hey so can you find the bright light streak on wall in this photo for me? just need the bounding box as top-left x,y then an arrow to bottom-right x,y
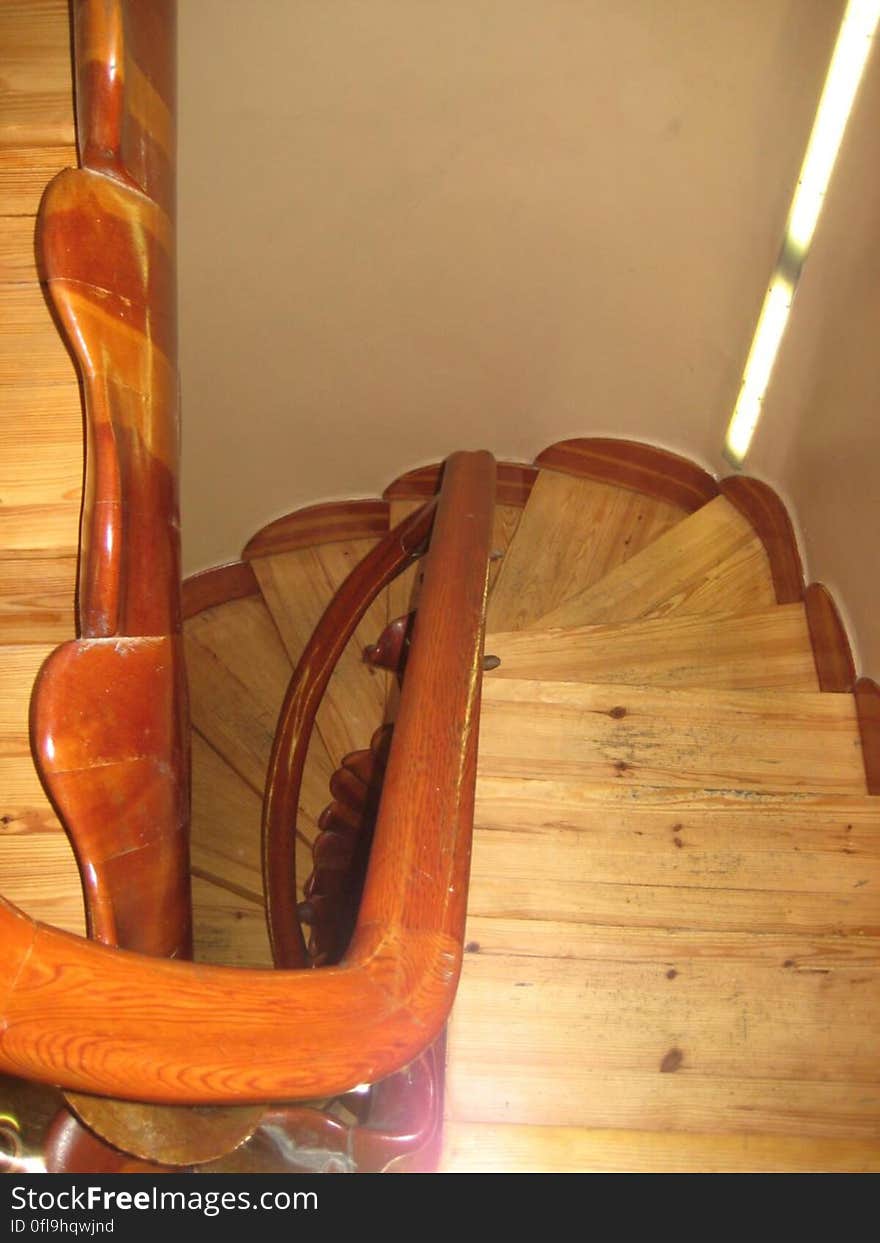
724,0 -> 879,465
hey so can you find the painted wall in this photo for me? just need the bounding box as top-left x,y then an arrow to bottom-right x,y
178,2 -> 847,550
747,42 -> 880,673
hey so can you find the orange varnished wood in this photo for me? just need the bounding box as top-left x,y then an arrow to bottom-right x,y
719,476 -> 804,605
181,560 -> 260,620
804,582 -> 856,693
262,499 -> 438,966
384,460 -> 535,507
535,437 -> 719,513
242,500 -> 390,561
0,452 -> 494,1102
854,677 -> 880,796
30,635 -> 190,957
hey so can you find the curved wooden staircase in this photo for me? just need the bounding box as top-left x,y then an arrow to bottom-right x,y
1,0 -> 878,1177
169,439 -> 879,1173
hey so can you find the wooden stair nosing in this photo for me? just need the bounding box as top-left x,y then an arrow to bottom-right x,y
535,437 -> 719,514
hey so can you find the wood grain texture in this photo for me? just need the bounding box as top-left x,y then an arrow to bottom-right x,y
448,916 -> 880,1136
252,540 -> 390,790
486,470 -> 685,632
384,459 -> 536,506
0,832 -> 84,935
0,454 -> 495,1104
0,555 -> 77,644
440,1122 -> 880,1173
478,679 -> 867,794
0,0 -> 76,148
855,677 -> 880,796
261,501 -> 439,964
242,500 -> 390,561
534,496 -> 775,629
0,144 -> 77,214
181,560 -> 260,620
484,604 -> 820,691
719,476 -> 804,605
804,581 -> 856,693
535,437 -> 719,513
467,780 -> 880,931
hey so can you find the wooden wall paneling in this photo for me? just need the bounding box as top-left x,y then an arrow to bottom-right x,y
0,1 -> 76,148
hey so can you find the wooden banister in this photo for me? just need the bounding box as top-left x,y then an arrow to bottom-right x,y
0,450 -> 495,1103
263,498 -> 438,967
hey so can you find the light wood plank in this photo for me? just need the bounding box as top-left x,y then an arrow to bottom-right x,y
486,471 -> 684,632
479,680 -> 867,794
0,554 -> 76,643
0,281 -> 79,385
190,732 -> 314,904
0,144 -> 75,215
191,876 -> 273,969
0,831 -> 84,935
484,603 -> 820,691
252,540 -> 388,765
535,496 -> 775,629
440,1122 -> 880,1172
0,0 -> 75,148
185,596 -> 335,839
469,781 -> 880,930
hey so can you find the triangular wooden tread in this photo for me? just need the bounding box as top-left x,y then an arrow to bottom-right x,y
484,603 -> 819,691
531,495 -> 776,629
485,469 -> 687,632
478,680 -> 867,794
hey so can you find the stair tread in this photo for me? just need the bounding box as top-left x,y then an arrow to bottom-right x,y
469,776 -> 880,929
440,1120 -> 880,1173
478,679 -> 867,794
184,593 -> 334,838
532,495 -> 776,629
484,603 -> 819,690
251,540 -> 388,768
486,470 -> 685,632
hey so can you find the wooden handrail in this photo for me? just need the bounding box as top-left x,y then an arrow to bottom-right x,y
263,498 -> 439,967
0,451 -> 496,1103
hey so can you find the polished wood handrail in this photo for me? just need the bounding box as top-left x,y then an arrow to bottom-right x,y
31,0 -> 189,962
263,498 -> 439,967
0,451 -> 496,1103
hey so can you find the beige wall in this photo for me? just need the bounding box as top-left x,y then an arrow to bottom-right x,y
747,44 -> 880,675
178,1 -> 877,670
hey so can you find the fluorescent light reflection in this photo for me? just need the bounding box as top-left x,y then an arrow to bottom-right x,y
788,0 -> 880,255
724,0 -> 879,465
725,277 -> 793,463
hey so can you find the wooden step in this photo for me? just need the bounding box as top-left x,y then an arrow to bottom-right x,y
440,1121 -> 880,1173
184,594 -> 334,840
484,603 -> 819,691
468,779 -> 880,932
447,916 -> 880,1139
486,470 -> 686,632
251,540 -> 388,766
533,495 -> 776,629
478,680 -> 867,794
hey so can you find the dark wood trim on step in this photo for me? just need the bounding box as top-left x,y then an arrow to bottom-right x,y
242,500 -> 391,560
182,561 -> 260,620
719,477 -> 804,604
804,583 -> 856,692
535,438 -> 719,512
855,678 -> 880,795
384,461 -> 536,506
